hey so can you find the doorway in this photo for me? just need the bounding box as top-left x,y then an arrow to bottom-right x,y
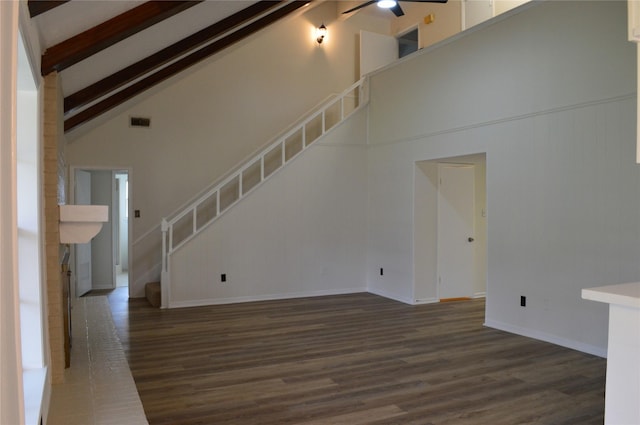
359,30 -> 399,78
114,173 -> 129,288
71,167 -> 131,297
413,153 -> 486,304
462,0 -> 493,30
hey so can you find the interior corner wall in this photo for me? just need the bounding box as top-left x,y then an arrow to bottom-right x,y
366,0 -> 639,355
64,2 -> 389,297
168,108 -> 368,307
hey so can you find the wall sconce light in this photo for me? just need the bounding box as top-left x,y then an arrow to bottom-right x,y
424,13 -> 435,25
316,23 -> 327,44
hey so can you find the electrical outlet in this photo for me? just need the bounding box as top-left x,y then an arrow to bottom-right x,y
134,209 -> 140,218
221,273 -> 227,283
520,296 -> 526,307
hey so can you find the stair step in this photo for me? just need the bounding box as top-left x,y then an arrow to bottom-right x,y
145,281 -> 161,308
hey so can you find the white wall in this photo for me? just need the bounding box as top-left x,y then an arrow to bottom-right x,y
169,108 -> 368,306
367,0 -> 638,356
65,2 -> 389,297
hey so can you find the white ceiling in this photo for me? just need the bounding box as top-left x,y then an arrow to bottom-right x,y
31,1 -> 263,96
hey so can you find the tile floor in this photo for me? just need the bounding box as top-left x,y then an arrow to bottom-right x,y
47,295 -> 148,425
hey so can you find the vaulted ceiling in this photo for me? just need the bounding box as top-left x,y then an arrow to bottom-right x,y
28,1 -> 318,133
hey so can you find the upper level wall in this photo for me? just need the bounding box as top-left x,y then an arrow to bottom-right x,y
388,0 -> 530,51
369,1 -> 634,147
367,0 -> 638,355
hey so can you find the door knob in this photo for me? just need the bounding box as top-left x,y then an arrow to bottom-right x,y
468,237 -> 474,242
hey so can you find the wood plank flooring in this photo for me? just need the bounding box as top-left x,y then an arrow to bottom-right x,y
107,289 -> 606,425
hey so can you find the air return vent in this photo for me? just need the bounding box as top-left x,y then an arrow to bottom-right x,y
130,116 -> 151,128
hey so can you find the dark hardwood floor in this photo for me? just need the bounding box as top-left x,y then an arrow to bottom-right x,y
107,288 -> 605,425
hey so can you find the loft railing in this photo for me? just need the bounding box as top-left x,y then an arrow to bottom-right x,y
160,78 -> 369,307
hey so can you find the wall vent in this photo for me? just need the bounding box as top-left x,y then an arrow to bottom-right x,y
130,116 -> 151,128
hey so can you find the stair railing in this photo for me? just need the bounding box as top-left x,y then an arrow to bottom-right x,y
160,77 -> 368,307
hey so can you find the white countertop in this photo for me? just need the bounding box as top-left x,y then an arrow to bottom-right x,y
582,282 -> 640,309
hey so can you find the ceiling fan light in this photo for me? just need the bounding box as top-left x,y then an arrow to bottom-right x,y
377,0 -> 397,9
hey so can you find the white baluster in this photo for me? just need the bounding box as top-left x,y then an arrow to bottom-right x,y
192,208 -> 197,234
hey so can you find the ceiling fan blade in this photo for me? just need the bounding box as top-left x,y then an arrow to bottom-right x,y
390,3 -> 405,17
403,0 -> 449,3
342,0 -> 377,14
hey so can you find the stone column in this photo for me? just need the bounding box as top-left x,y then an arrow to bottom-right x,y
43,72 -> 65,384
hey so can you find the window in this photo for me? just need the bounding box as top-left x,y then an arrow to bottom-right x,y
398,28 -> 419,58
17,30 -> 47,425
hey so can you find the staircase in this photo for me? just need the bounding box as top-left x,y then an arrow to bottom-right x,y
157,78 -> 369,308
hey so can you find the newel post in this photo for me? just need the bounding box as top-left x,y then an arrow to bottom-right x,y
160,218 -> 169,309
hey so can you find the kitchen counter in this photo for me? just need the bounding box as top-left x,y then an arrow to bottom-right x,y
582,282 -> 640,425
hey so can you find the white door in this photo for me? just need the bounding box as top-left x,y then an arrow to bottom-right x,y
437,164 -> 475,299
463,0 -> 493,30
89,170 -> 114,289
75,170 -> 92,296
360,30 -> 398,78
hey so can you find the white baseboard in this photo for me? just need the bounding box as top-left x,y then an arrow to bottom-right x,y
413,297 -> 439,305
169,286 -> 368,308
484,318 -> 607,358
367,287 -> 414,305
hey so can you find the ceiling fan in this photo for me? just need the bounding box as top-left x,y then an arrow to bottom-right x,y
342,0 -> 448,17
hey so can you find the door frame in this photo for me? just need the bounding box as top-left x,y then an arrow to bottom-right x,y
396,24 -> 420,57
69,165 -> 133,298
412,153 -> 487,305
461,0 -> 495,31
359,30 -> 399,78
73,169 -> 93,297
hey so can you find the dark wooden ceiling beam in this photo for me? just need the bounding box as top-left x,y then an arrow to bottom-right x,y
28,1 -> 70,18
41,1 -> 202,75
64,1 -> 283,114
64,1 -> 311,133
